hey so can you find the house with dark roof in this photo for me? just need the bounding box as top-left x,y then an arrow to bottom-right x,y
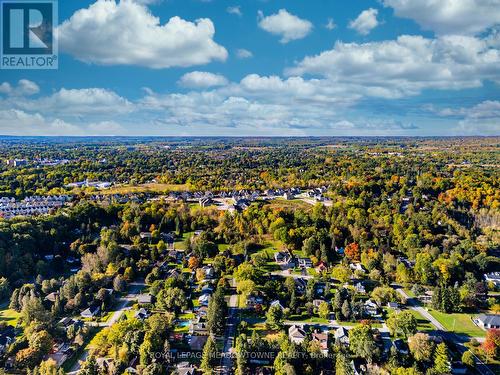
189,335 -> 208,351
81,305 -> 100,319
476,314 -> 500,329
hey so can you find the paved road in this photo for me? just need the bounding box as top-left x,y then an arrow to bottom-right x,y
219,278 -> 239,374
396,288 -> 494,375
67,281 -> 145,374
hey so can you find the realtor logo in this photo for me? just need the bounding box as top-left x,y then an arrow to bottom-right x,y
1,0 -> 58,69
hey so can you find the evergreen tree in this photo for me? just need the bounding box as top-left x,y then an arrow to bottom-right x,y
207,286 -> 227,336
200,336 -> 218,374
433,343 -> 450,374
335,351 -> 353,375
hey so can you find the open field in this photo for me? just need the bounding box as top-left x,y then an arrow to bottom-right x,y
406,309 -> 434,332
77,183 -> 190,195
428,309 -> 486,338
0,305 -> 20,326
268,198 -> 312,211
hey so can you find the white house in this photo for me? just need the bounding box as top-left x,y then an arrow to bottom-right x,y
288,325 -> 307,345
476,314 -> 500,329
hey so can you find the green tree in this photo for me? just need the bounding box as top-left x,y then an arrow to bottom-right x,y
433,343 -> 450,374
387,311 -> 417,338
318,301 -> 330,320
349,324 -> 378,363
207,286 -> 227,336
266,304 -> 284,329
335,351 -> 353,375
408,333 -> 434,363
200,336 -> 218,374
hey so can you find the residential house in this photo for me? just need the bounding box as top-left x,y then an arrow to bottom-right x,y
58,317 -> 83,332
246,295 -> 264,307
392,339 -> 409,355
364,300 -> 379,317
349,263 -> 366,273
195,305 -> 208,318
176,362 -> 196,375
0,327 -> 14,354
48,342 -> 73,367
81,305 -> 100,319
313,299 -> 327,308
270,300 -> 284,310
315,261 -> 328,273
274,251 -> 294,267
295,278 -> 307,294
135,308 -> 149,320
137,294 -> 153,305
351,359 -> 368,375
161,232 -> 176,250
354,282 -> 366,294
189,321 -> 208,335
484,272 -> 500,287
168,268 -> 181,279
199,197 -> 214,208
189,335 -> 208,351
202,265 -> 215,279
387,302 -> 399,310
311,331 -> 329,355
44,291 -> 60,303
476,314 -> 500,329
288,325 -> 307,345
139,232 -> 153,241
198,293 -> 210,306
334,327 -> 349,346
297,258 -> 313,268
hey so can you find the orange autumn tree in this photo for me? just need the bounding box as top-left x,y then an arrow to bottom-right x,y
345,242 -> 360,262
482,329 -> 500,359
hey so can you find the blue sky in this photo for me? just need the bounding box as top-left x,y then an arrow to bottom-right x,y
0,0 -> 499,136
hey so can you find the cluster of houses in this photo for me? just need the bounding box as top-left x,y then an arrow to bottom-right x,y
5,159 -> 27,167
168,186 -> 328,209
5,158 -> 70,168
0,195 -> 70,218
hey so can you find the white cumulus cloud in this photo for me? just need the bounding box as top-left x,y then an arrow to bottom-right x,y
178,71 -> 229,88
258,9 -> 313,43
57,0 -> 227,68
236,49 -> 253,59
227,6 -> 242,17
349,8 -> 379,35
0,80 -> 40,96
383,0 -> 500,36
287,34 -> 500,98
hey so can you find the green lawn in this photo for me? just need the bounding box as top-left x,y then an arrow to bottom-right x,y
0,307 -> 20,326
174,231 -> 193,250
288,315 -> 329,324
406,309 -> 434,332
428,309 -> 486,338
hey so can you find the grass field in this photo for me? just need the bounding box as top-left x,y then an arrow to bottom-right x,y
428,309 -> 486,338
406,309 -> 434,332
268,198 -> 312,211
174,231 -> 193,250
75,183 -> 190,195
0,306 -> 20,326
